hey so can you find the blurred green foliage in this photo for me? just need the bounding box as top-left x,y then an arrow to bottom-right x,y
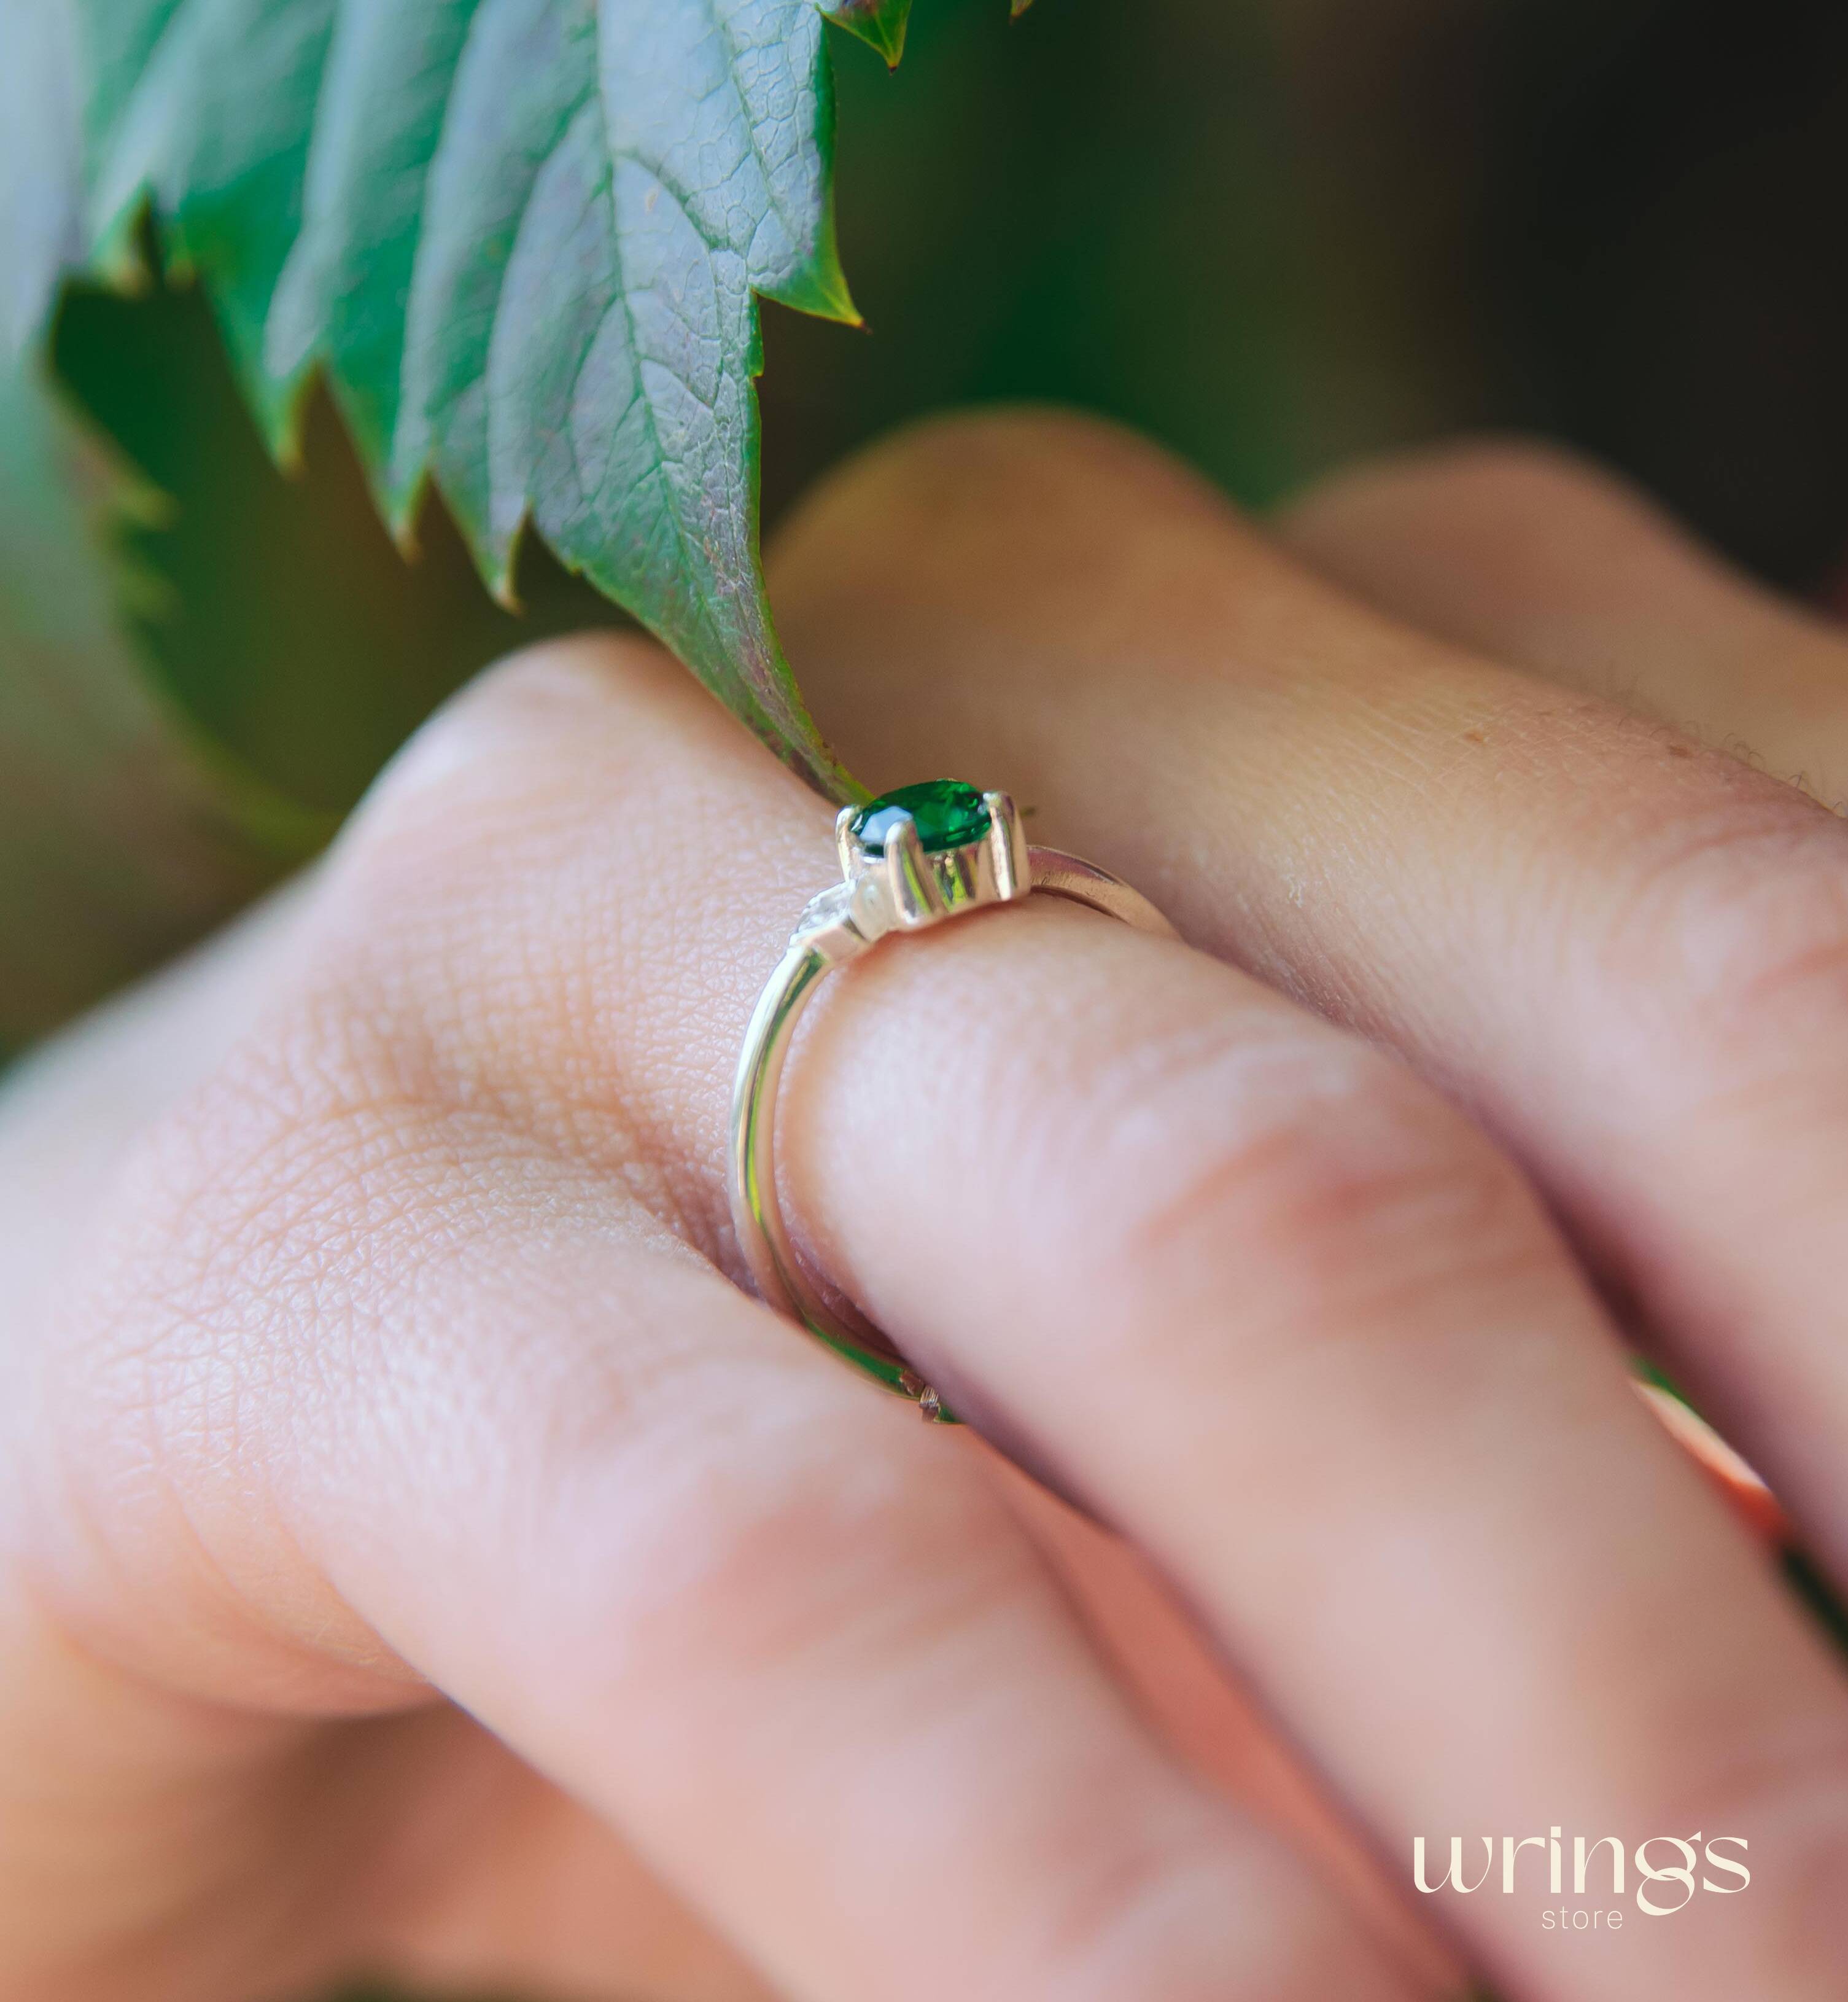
760,0 -> 1848,587
761,0 -> 1306,526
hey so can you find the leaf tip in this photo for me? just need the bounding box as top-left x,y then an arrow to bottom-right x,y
770,247 -> 864,330
88,196 -> 156,298
483,511 -> 528,613
249,359 -> 319,480
386,471 -> 429,562
821,1 -> 910,67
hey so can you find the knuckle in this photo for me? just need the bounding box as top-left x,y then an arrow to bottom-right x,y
335,630 -> 662,901
193,633 -> 737,1261
505,1398 -> 1055,1790
1012,1804 -> 1248,2002
1603,791 -> 1848,1057
1061,1024 -> 1548,1350
283,636 -> 666,1146
585,1382 -> 1028,1695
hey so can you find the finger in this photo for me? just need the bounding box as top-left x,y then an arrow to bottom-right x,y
365,1735 -> 783,2002
993,1463 -> 1457,1989
17,652 -> 1430,2002
0,1537 -> 773,2002
1278,436 -> 1848,1502
768,410 -> 1848,1614
0,874 -> 311,1306
783,825 -> 1848,2002
262,634 -> 1848,2002
1281,437 -> 1848,804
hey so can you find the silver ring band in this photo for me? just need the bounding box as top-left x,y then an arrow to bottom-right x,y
728,783 -> 1176,1421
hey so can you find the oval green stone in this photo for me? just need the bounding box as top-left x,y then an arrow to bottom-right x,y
851,779 -> 992,855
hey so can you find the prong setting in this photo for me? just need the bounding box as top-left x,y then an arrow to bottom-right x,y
834,802 -> 860,878
817,782 -> 1039,952
984,790 -> 1030,902
885,815 -> 944,927
734,776 -> 1178,1424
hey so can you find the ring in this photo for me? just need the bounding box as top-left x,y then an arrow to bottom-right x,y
728,780 -> 1178,1422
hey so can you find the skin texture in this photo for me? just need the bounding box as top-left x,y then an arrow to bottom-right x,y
4,414 -> 1848,2001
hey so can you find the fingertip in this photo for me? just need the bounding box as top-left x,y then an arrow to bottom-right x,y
1273,432 -> 1782,672
769,405 -> 1235,606
1279,433 -> 1629,547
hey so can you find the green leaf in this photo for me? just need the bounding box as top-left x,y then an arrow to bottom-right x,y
0,0 -> 1038,1039
52,254 -> 619,819
7,0 -> 1031,790
0,344 -> 319,1045
822,0 -> 913,66
0,1 -> 84,352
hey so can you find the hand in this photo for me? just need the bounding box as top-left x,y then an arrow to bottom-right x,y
0,418 -> 1842,2002
773,413 -> 1848,1995
0,628 -> 1450,2002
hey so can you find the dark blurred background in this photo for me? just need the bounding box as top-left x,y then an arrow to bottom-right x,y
765,0 -> 1848,591
49,0 -> 1848,826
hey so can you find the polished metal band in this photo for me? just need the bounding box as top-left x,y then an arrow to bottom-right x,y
728,788 -> 1176,1421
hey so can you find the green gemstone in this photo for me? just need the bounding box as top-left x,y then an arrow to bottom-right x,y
850,779 -> 992,855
